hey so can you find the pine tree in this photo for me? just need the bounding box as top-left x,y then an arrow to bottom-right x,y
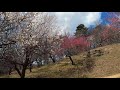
74,24 -> 88,37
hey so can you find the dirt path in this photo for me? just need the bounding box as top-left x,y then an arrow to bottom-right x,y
102,73 -> 120,78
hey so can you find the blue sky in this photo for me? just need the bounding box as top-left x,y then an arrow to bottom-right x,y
53,12 -> 108,35
101,12 -> 109,25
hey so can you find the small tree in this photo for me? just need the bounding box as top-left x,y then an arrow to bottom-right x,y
61,33 -> 91,65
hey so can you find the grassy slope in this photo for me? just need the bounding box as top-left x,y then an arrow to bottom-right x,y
89,43 -> 120,78
1,43 -> 120,78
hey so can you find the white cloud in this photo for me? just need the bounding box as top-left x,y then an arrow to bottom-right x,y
54,12 -> 102,35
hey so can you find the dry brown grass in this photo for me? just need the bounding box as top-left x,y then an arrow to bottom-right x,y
1,43 -> 120,78
88,43 -> 120,78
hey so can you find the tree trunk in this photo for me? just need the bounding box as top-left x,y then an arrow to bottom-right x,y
20,47 -> 31,78
8,67 -> 12,75
14,64 -> 22,77
68,56 -> 75,65
21,57 -> 29,78
29,63 -> 32,72
52,58 -> 55,63
21,66 -> 26,78
50,55 -> 55,63
14,64 -> 27,78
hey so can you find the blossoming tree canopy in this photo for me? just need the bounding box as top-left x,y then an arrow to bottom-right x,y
61,36 -> 91,52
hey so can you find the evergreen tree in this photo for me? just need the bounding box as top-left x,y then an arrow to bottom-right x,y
74,24 -> 88,37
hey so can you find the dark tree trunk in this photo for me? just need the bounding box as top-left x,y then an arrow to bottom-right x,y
14,65 -> 30,78
14,64 -> 22,77
50,55 -> 55,63
14,64 -> 27,78
20,48 -> 30,78
20,53 -> 30,78
19,65 -> 22,70
68,56 -> 75,65
29,63 -> 32,72
12,46 -> 33,78
21,66 -> 26,78
20,46 -> 31,78
8,67 -> 12,75
52,58 -> 55,63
